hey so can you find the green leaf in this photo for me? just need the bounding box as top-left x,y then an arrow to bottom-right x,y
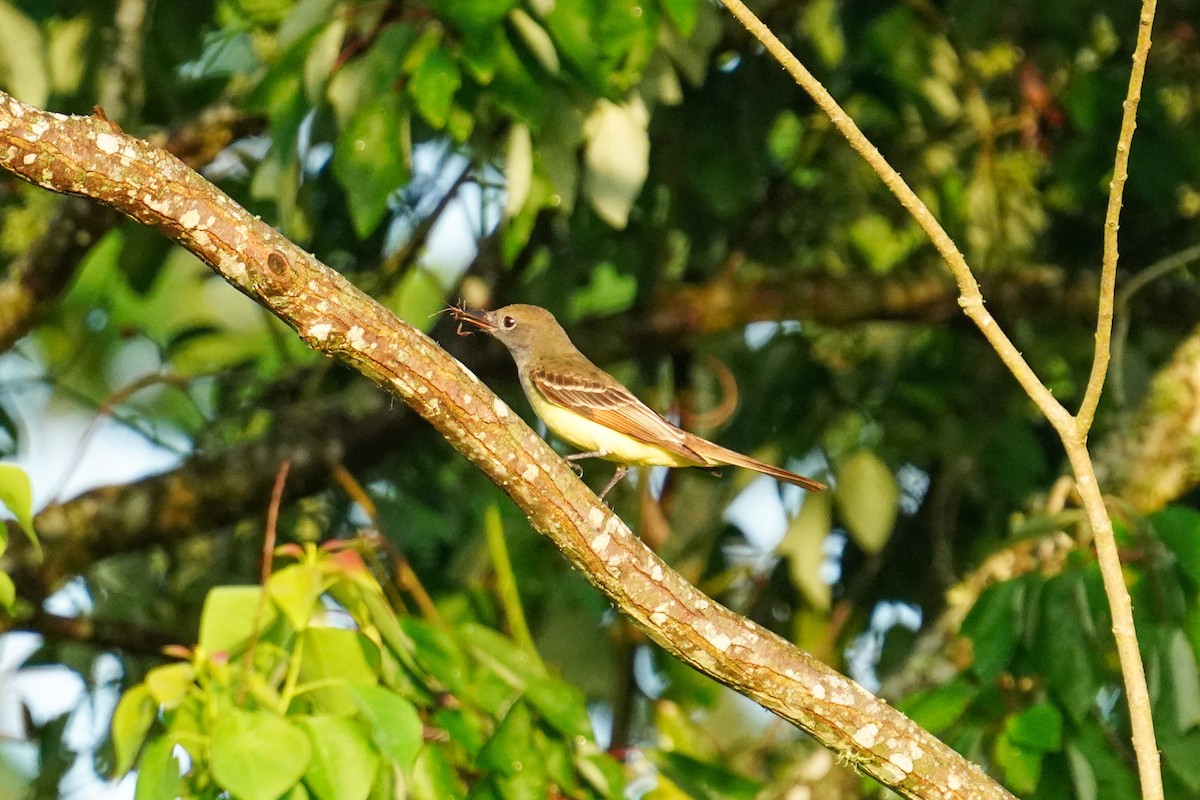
198,586 -> 272,654
428,0 -> 518,35
833,450 -> 899,554
896,677 -> 976,733
1155,506 -> 1200,586
1035,575 -> 1099,720
465,625 -> 592,739
651,750 -> 763,800
0,3 -> 49,107
993,730 -> 1043,795
961,578 -> 1023,681
350,685 -> 423,772
269,563 -> 325,630
477,701 -> 534,775
508,9 -> 560,75
410,48 -> 461,129
145,663 -> 196,710
134,736 -> 179,800
300,716 -> 380,800
112,684 -> 156,776
332,93 -> 410,238
1066,742 -> 1098,800
0,463 -> 37,553
410,745 -> 463,800
0,571 -> 13,611
211,708 -> 311,800
1169,628 -> 1200,731
1005,702 -> 1063,752
582,97 -> 649,229
298,628 -> 381,715
777,490 -> 833,610
658,0 -> 698,36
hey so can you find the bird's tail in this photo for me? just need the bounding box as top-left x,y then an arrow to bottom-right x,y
689,439 -> 827,492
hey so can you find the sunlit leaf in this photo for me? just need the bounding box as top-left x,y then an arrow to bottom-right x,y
332,93 -> 411,237
833,450 -> 898,555
0,463 -> 37,552
410,48 -> 461,129
301,715 -> 380,800
350,685 -> 423,772
198,586 -> 272,654
582,97 -> 649,229
133,736 -> 179,800
1005,702 -> 1063,752
777,490 -> 832,611
211,708 -> 311,800
112,685 -> 156,776
145,663 -> 196,710
0,2 -> 49,107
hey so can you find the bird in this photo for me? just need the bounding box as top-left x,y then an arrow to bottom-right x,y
450,303 -> 826,500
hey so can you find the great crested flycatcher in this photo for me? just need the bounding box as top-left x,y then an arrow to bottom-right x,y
451,303 -> 826,499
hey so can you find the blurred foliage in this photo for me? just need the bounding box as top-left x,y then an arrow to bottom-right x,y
0,0 -> 1198,798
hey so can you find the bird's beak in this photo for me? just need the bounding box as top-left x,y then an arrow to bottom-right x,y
447,304 -> 497,335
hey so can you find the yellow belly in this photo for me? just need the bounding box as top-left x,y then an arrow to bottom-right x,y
529,392 -> 698,468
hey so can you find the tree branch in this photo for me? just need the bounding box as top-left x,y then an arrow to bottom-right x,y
716,1 -> 1163,797
0,92 -> 1014,800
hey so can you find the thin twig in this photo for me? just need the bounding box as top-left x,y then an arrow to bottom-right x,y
1077,0 -> 1158,433
1110,242 -> 1200,409
483,504 -> 542,667
717,1 -> 1163,798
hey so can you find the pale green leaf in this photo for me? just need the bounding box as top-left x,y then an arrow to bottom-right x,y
351,685 -> 423,771
211,708 -> 311,800
777,491 -> 833,610
833,450 -> 899,555
509,9 -> 559,75
112,684 -> 156,776
504,123 -> 533,217
1170,629 -> 1200,731
0,3 -> 49,107
134,736 -> 179,800
198,586 -> 272,654
0,463 -> 37,553
301,716 -> 380,800
268,563 -> 325,631
145,663 -> 196,710
582,97 -> 649,229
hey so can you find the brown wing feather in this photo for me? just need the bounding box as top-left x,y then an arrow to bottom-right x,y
529,361 -> 706,463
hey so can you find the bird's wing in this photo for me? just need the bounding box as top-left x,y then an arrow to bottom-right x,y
529,359 -> 706,463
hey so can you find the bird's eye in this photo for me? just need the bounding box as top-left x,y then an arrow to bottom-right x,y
501,315 -> 516,329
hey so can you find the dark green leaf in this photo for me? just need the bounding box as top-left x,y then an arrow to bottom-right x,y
651,750 -> 763,800
427,0 -> 518,35
1005,702 -> 1063,752
896,677 -> 976,733
1155,506 -> 1200,586
1035,575 -> 1099,721
410,48 -> 461,129
961,578 -> 1024,681
332,94 -> 411,237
